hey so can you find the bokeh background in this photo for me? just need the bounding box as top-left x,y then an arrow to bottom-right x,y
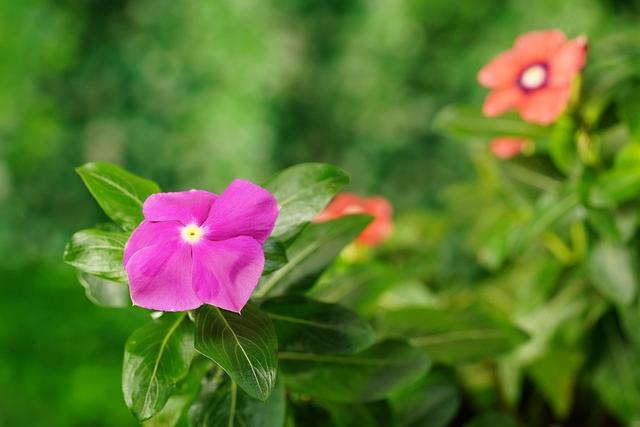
2,0 -> 640,426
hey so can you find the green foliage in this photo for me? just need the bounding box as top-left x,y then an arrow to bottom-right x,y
63,229 -> 129,283
123,313 -> 195,421
194,303 -> 278,402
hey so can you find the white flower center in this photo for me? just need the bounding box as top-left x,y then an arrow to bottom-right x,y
181,224 -> 204,244
520,64 -> 547,90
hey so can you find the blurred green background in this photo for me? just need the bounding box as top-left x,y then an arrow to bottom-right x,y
2,0 -> 640,425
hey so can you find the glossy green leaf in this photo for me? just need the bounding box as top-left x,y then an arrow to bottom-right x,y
256,215 -> 372,297
77,270 -> 130,308
194,303 -> 278,401
376,306 -> 527,364
261,296 -> 376,354
263,238 -> 288,275
264,163 -> 350,241
587,240 -> 637,306
123,313 -> 195,421
390,369 -> 460,427
77,162 -> 160,231
433,105 -> 550,139
143,357 -> 212,427
188,371 -> 286,427
280,339 -> 430,402
63,229 -> 128,283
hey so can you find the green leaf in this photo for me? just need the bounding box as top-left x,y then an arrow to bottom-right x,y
322,400 -> 393,427
548,116 -> 578,173
280,339 -> 430,402
390,369 -> 460,427
188,370 -> 286,427
587,240 -> 637,306
77,270 -> 130,308
77,162 -> 160,231
143,357 -> 212,427
194,303 -> 278,401
376,306 -> 527,365
433,105 -> 550,139
256,215 -> 372,297
264,163 -> 350,241
464,413 -> 518,427
261,296 -> 376,354
63,229 -> 128,283
528,349 -> 584,418
123,313 -> 195,421
590,143 -> 640,207
263,238 -> 288,275
593,323 -> 640,426
619,81 -> 640,143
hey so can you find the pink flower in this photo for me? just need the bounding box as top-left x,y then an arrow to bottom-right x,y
478,30 -> 587,125
123,180 -> 278,313
490,137 -> 528,159
314,193 -> 393,246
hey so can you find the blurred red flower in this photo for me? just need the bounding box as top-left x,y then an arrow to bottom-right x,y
490,137 -> 528,159
314,193 -> 393,246
478,29 -> 587,125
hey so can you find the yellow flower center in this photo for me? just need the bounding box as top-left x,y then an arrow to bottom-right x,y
520,64 -> 547,90
181,224 -> 204,244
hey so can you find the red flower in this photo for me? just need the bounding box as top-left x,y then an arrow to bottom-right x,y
490,137 -> 528,159
314,193 -> 393,246
478,30 -> 587,125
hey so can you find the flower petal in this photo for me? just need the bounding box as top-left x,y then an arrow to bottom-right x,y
513,29 -> 566,62
490,137 -> 527,159
191,237 -> 264,312
123,220 -> 182,266
518,86 -> 571,125
482,87 -> 524,117
549,36 -> 588,86
203,179 -> 278,244
477,51 -> 523,89
358,197 -> 393,246
143,190 -> 217,225
125,241 -> 202,311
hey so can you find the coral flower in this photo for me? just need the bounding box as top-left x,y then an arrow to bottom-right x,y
490,137 -> 528,159
478,30 -> 587,125
314,193 -> 393,246
123,180 -> 278,312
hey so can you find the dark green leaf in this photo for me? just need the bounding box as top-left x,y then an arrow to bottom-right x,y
142,357 -> 212,427
390,369 -> 460,427
619,81 -> 640,142
464,413 -> 517,427
263,238 -> 288,275
261,296 -> 376,354
77,162 -> 160,231
188,371 -> 286,427
322,400 -> 393,427
587,240 -> 637,306
123,313 -> 195,421
376,306 -> 527,365
433,105 -> 550,139
194,303 -> 278,401
256,215 -> 372,297
280,339 -> 430,402
264,163 -> 350,241
77,270 -> 130,308
528,349 -> 584,418
593,323 -> 640,426
63,229 -> 128,283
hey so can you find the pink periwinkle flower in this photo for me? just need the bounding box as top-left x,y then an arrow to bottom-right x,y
490,137 -> 528,159
123,180 -> 278,313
